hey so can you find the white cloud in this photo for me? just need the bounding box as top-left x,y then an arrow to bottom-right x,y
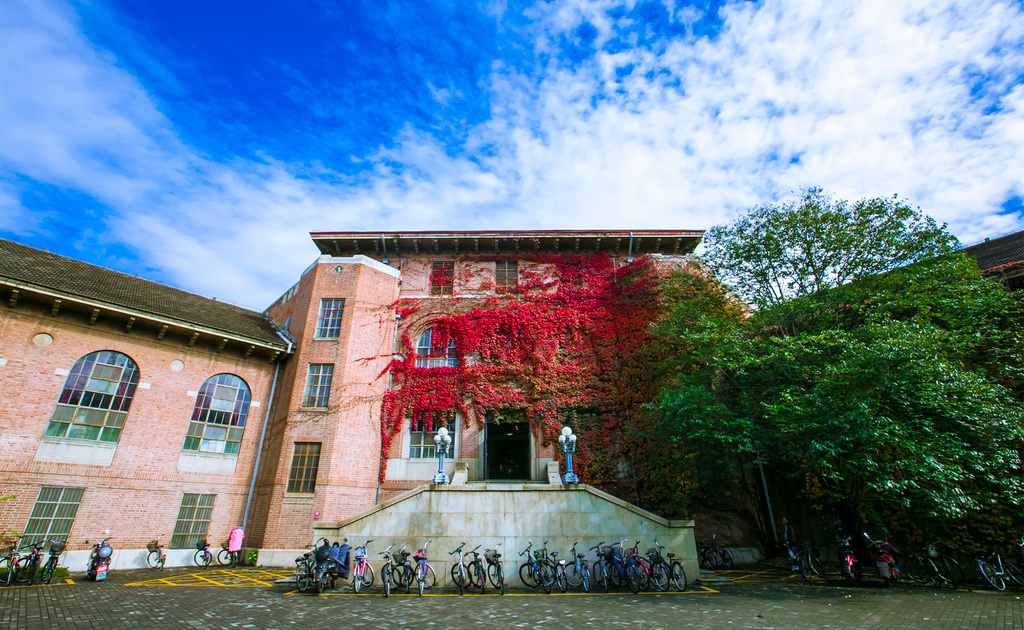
1,0 -> 1022,309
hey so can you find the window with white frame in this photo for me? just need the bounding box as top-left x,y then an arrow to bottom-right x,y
183,374 -> 251,455
314,298 -> 345,338
415,328 -> 457,368
409,414 -> 457,459
170,493 -> 215,549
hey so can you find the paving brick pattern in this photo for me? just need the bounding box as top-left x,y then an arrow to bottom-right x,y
1,568 -> 1021,629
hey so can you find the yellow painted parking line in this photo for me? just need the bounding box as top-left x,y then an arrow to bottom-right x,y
311,586 -> 719,597
125,569 -> 292,587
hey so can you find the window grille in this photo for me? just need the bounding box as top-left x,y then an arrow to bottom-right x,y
170,493 -> 215,548
430,261 -> 454,295
314,298 -> 345,338
302,364 -> 334,408
21,486 -> 85,550
45,351 -> 139,443
287,442 -> 321,493
183,374 -> 250,455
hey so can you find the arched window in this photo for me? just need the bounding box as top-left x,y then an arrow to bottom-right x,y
45,351 -> 140,442
415,328 -> 457,368
183,374 -> 251,455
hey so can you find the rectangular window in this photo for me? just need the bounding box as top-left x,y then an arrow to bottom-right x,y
170,494 -> 216,549
495,261 -> 518,287
21,486 -> 85,550
287,442 -> 321,493
430,261 -> 454,295
314,298 -> 346,338
302,364 -> 333,408
409,416 -> 456,459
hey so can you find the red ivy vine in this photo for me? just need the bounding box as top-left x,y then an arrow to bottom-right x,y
379,253 -> 668,483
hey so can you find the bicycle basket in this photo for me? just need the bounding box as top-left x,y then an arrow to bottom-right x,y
195,540 -> 208,551
145,540 -> 160,553
50,541 -> 66,554
646,548 -> 663,562
602,547 -> 616,561
485,550 -> 500,564
221,540 -> 230,550
353,547 -> 366,561
395,550 -> 410,563
927,544 -> 940,559
412,548 -> 427,560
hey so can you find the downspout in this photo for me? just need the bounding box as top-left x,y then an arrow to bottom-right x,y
242,321 -> 293,530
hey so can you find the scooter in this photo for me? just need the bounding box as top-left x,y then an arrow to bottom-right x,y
864,532 -> 898,587
85,531 -> 113,582
838,536 -> 861,584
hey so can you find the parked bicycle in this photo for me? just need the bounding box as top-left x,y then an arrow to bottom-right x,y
564,541 -> 590,592
449,542 -> 469,595
548,545 -> 568,593
293,544 -> 315,593
623,540 -> 653,593
465,544 -> 486,594
413,541 -> 435,596
379,545 -> 395,598
644,540 -> 672,592
145,538 -> 167,570
194,540 -> 214,568
793,540 -> 824,582
903,543 -> 962,588
518,542 -> 552,594
37,540 -> 65,585
594,539 -> 629,592
665,544 -> 688,591
1,538 -> 24,587
351,540 -> 375,594
484,543 -> 504,595
698,535 -> 734,571
976,544 -> 1024,592
393,543 -> 414,594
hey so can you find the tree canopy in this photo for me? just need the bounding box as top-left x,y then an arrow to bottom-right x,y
653,190 -> 1024,547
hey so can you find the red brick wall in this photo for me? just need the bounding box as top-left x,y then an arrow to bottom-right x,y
0,297 -> 279,553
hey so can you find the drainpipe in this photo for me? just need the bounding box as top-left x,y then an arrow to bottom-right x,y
242,320 -> 293,530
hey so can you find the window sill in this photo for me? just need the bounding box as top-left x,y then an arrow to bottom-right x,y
178,450 -> 238,475
312,337 -> 339,341
298,406 -> 329,411
34,437 -> 117,466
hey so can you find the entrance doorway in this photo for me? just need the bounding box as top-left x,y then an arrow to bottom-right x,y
484,419 -> 531,480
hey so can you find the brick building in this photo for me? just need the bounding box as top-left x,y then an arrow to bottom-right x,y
1,230 -> 700,563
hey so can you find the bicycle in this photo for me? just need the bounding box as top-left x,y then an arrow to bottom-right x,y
393,543 -> 414,594
564,541 -> 590,592
293,544 -> 314,593
217,541 -> 239,568
351,540 -> 375,594
666,545 -> 688,591
0,539 -> 22,587
792,540 -> 824,582
449,542 -> 468,595
644,539 -> 672,592
413,541 -> 435,596
194,540 -> 213,568
976,545 -> 1024,592
484,543 -> 504,595
17,542 -> 45,586
465,544 -> 486,594
145,538 -> 167,570
548,545 -> 568,593
624,540 -> 653,594
518,542 -> 552,594
903,543 -> 962,588
39,540 -> 66,584
698,534 -> 734,571
379,545 -> 395,598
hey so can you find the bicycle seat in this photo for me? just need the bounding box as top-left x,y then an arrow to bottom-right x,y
577,554 -> 585,558
551,552 -> 559,558
667,552 -> 676,558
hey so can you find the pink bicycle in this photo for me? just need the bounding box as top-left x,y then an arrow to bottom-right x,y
351,539 -> 375,593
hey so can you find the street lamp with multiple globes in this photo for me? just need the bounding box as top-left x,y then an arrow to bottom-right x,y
432,426 -> 452,484
558,426 -> 579,484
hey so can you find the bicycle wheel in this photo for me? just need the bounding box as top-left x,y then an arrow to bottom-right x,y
403,566 -> 412,594
809,555 -> 825,579
670,561 -> 688,592
651,563 -> 670,591
423,564 -> 436,589
353,566 -> 362,593
217,549 -> 232,566
608,561 -> 623,588
1003,561 -> 1024,588
21,558 -> 38,586
593,560 -> 608,592
565,562 -> 584,588
488,563 -> 505,595
0,557 -> 11,587
626,564 -> 642,594
698,548 -> 712,570
939,557 -> 963,587
720,549 -> 735,570
519,562 -> 537,588
637,562 -> 652,591
41,558 -> 57,585
146,550 -> 162,569
475,561 -> 486,593
902,556 -> 927,583
294,565 -> 310,592
382,565 -> 392,598
362,564 -> 375,588
978,560 -> 1006,591
555,564 -> 568,593
454,563 -> 465,595
194,550 -> 206,567
538,563 -> 552,594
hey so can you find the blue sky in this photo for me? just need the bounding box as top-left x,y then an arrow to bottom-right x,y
2,0 -> 1023,309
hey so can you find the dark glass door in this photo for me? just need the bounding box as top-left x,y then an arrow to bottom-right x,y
485,420 -> 531,480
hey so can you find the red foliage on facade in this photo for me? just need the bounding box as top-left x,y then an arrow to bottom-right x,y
378,253 -> 667,483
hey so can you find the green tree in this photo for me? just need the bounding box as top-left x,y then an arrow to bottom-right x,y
654,191 -> 1024,546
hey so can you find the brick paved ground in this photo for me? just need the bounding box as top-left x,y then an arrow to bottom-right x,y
1,567 -> 1021,630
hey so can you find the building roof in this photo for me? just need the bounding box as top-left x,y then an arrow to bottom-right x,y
0,239 -> 290,351
310,229 -> 703,259
963,229 -> 1024,272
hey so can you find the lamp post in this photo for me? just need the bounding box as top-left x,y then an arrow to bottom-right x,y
557,426 -> 579,484
432,426 -> 452,484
